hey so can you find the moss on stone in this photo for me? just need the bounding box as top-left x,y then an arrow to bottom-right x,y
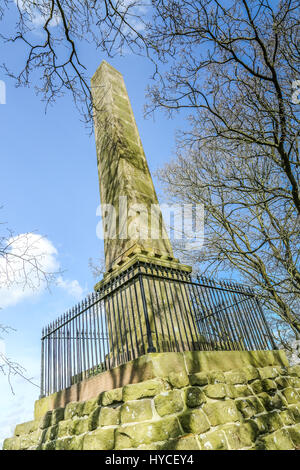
39,411 -> 52,430
122,379 -> 165,402
207,370 -> 225,384
115,417 -> 182,449
65,401 -> 84,420
160,435 -> 200,450
244,366 -> 260,382
281,387 -> 300,404
224,369 -> 247,385
226,384 -> 252,399
204,384 -> 226,399
3,437 -> 21,450
154,390 -> 184,417
101,387 -> 123,406
288,423 -> 300,447
71,418 -> 89,435
201,430 -> 227,450
14,420 -> 39,436
168,371 -> 189,388
180,409 -> 210,434
222,422 -> 258,449
257,429 -> 294,450
287,365 -> 300,377
236,396 -> 265,419
88,406 -> 101,431
83,428 -> 115,450
258,366 -> 279,380
120,399 -> 152,424
99,406 -> 120,426
185,386 -> 206,408
189,372 -> 208,386
255,412 -> 283,433
203,400 -> 240,426
51,407 -> 65,425
82,397 -> 99,416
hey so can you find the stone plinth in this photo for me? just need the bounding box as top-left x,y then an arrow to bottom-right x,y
4,350 -> 300,451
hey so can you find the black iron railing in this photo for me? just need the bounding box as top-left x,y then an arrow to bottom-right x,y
40,262 -> 276,396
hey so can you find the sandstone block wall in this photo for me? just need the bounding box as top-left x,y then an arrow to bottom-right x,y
3,363 -> 300,450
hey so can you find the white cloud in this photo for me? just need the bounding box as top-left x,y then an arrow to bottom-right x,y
56,276 -> 85,300
0,233 -> 84,308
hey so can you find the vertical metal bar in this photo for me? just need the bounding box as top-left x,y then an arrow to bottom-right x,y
132,267 -> 146,355
40,328 -> 45,398
254,293 -> 276,349
138,269 -> 156,353
127,269 -> 141,357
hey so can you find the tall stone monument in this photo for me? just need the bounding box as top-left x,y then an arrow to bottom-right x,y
91,61 -> 194,357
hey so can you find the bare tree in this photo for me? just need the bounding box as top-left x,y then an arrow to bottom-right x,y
0,0 -> 147,124
0,214 -> 58,390
158,143 -> 300,336
1,1 -> 299,337
145,0 -> 300,217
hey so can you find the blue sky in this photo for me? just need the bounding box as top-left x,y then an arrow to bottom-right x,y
0,5 -> 187,445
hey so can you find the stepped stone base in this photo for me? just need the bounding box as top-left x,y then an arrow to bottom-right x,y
3,351 -> 300,450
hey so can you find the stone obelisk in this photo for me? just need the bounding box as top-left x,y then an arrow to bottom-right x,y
91,61 -> 194,358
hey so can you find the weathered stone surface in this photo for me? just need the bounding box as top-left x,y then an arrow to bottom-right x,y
160,436 -> 201,450
257,392 -> 285,411
236,397 -> 264,418
226,384 -> 251,399
115,417 -> 181,449
201,430 -> 227,450
255,412 -> 283,433
101,387 -> 123,406
204,384 -> 226,399
71,418 -> 89,435
154,390 -> 184,417
224,369 -> 247,385
54,436 -> 84,451
88,406 -> 101,431
288,404 -> 300,423
180,409 -> 210,434
82,397 -> 99,416
275,376 -> 291,389
14,420 -> 38,436
244,366 -> 259,382
208,370 -> 225,384
99,407 -> 120,426
122,379 -> 164,401
83,428 -> 115,450
51,407 -> 65,425
222,422 -> 258,449
45,424 -> 59,441
39,411 -> 52,429
4,350 -> 300,451
203,400 -> 240,426
65,401 -> 84,420
257,429 -> 294,450
287,365 -> 300,377
168,371 -> 189,388
289,377 -> 300,389
189,372 -> 208,386
288,423 -> 300,447
185,387 -> 206,408
3,437 -> 21,450
120,399 -> 152,423
56,420 -> 72,438
279,410 -> 295,426
258,366 -> 279,380
281,387 -> 300,404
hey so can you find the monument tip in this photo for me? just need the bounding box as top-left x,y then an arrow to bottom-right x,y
91,60 -> 123,84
